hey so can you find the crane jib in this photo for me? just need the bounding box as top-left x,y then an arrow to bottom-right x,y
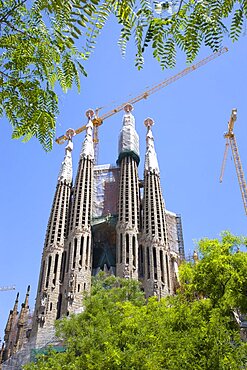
55,47 -> 228,155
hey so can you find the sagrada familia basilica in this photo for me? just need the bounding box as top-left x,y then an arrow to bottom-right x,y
1,105 -> 184,368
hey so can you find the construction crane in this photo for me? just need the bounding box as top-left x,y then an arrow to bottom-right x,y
0,285 -> 16,292
220,109 -> 247,215
56,47 -> 228,161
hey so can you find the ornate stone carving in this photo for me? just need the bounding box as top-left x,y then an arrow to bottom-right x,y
80,119 -> 94,160
153,280 -> 159,298
58,139 -> 73,183
123,264 -> 130,279
144,119 -> 160,175
37,313 -> 45,327
40,292 -> 47,308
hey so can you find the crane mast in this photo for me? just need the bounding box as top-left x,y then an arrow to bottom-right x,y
220,109 -> 247,215
55,47 -> 228,157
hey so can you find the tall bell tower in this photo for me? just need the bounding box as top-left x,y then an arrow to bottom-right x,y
61,113 -> 94,315
141,118 -> 177,298
31,139 -> 73,347
116,104 -> 140,280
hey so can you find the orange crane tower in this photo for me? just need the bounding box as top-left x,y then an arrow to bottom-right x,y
220,109 -> 247,215
56,47 -> 228,161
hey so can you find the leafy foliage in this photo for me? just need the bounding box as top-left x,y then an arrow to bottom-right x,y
24,234 -> 247,369
1,0 -> 246,149
179,231 -> 247,313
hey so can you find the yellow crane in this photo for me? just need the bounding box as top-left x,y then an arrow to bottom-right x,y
56,47 -> 228,161
220,109 -> 247,215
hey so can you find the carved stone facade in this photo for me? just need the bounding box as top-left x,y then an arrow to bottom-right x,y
1,108 -> 184,368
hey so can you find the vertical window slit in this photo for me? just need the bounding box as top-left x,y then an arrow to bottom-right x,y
166,254 -> 170,290
45,256 -> 52,288
39,261 -> 45,292
126,234 -> 129,264
73,238 -> 77,269
53,254 -> 59,286
67,243 -> 71,272
133,235 -> 136,267
147,247 -> 150,279
120,233 -> 123,263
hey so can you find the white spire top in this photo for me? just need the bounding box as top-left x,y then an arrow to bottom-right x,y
58,139 -> 73,183
144,118 -> 160,174
118,104 -> 140,157
80,118 -> 94,160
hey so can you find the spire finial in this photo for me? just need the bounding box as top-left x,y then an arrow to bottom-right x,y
144,117 -> 159,174
15,292 -> 19,303
80,115 -> 94,160
13,292 -> 19,312
117,104 -> 140,163
65,128 -> 75,140
124,104 -> 133,113
144,117 -> 154,128
57,137 -> 73,183
23,285 -> 30,308
85,109 -> 94,120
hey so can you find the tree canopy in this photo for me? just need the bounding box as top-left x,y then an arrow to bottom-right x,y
1,0 -> 246,149
24,233 -> 247,370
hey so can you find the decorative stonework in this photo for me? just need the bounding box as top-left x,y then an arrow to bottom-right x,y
118,105 -> 140,161
58,140 -> 73,183
80,119 -> 94,160
144,118 -> 160,174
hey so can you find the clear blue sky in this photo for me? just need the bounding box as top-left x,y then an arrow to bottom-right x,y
0,18 -> 247,340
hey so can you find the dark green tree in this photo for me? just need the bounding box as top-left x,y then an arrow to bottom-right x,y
24,233 -> 247,369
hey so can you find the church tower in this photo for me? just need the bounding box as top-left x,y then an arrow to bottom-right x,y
2,293 -> 19,361
14,286 -> 30,353
116,105 -> 140,280
61,113 -> 94,315
1,107 -> 185,369
141,118 -> 176,298
31,139 -> 73,347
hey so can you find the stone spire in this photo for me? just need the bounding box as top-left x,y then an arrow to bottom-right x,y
4,292 -> 19,340
61,113 -> 95,316
144,118 -> 159,174
141,118 -> 175,299
18,286 -> 30,324
2,293 -> 19,361
116,105 -> 140,280
58,139 -> 73,183
80,118 -> 94,161
31,140 -> 73,348
0,342 -> 4,364
14,286 -> 30,352
117,103 -> 140,164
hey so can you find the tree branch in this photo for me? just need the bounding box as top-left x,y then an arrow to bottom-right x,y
0,0 -> 28,23
2,19 -> 25,34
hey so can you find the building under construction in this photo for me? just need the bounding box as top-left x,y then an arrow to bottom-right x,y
1,106 -> 184,368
